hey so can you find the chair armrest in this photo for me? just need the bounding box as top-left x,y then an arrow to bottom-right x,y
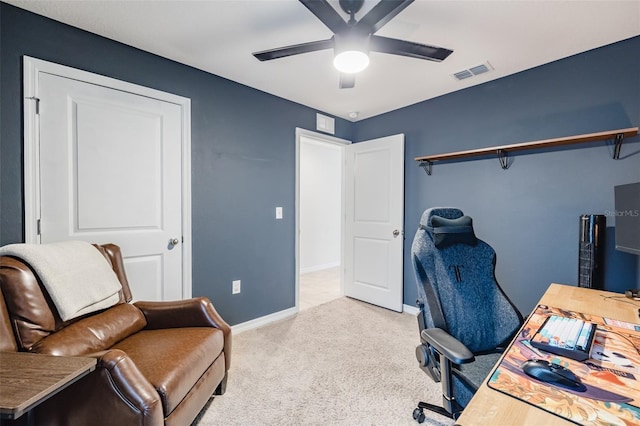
134,297 -> 232,370
134,297 -> 229,330
421,328 -> 475,364
90,349 -> 163,421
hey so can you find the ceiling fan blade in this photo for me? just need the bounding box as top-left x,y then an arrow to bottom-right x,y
340,73 -> 356,89
299,0 -> 348,34
253,38 -> 334,61
356,0 -> 414,34
370,35 -> 453,62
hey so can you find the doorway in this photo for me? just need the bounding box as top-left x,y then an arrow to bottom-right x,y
295,129 -> 405,313
295,129 -> 349,311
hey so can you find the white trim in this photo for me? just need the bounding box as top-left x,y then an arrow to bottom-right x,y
403,304 -> 420,315
23,58 -> 41,244
22,56 -> 193,298
231,306 -> 298,335
180,100 -> 193,299
300,261 -> 340,275
294,128 -> 351,312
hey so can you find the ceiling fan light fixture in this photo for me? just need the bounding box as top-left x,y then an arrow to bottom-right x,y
253,0 -> 453,88
333,50 -> 369,74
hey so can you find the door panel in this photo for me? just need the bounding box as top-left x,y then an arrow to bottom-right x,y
38,72 -> 183,301
354,149 -> 391,223
124,255 -> 164,301
75,100 -> 162,230
354,237 -> 390,289
344,134 -> 405,312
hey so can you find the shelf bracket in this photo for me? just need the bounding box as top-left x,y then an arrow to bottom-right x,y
497,149 -> 509,170
612,133 -> 624,160
420,161 -> 433,176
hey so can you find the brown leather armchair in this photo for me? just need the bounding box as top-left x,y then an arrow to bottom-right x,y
0,243 -> 231,426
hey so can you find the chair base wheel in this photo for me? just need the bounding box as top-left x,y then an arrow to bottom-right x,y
413,407 -> 426,423
414,401 -> 456,420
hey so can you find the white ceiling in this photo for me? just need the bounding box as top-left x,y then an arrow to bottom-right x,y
5,0 -> 640,121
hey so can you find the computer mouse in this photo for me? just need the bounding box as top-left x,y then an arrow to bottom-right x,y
522,359 -> 585,390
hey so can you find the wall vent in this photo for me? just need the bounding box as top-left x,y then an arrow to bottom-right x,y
453,62 -> 493,81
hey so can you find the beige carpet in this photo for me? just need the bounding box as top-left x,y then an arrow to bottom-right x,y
194,297 -> 454,426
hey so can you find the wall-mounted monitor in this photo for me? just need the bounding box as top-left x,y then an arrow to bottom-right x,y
614,182 -> 640,255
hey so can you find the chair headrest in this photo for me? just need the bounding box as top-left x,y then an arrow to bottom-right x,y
418,207 -> 478,248
419,207 -> 464,228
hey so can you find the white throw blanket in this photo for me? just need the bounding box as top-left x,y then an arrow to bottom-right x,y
0,240 -> 122,321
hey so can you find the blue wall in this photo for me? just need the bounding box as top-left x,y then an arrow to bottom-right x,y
354,36 -> 640,315
0,4 -> 352,325
1,3 -> 638,323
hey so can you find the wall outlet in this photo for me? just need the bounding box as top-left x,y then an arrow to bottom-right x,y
276,207 -> 283,219
232,280 -> 241,294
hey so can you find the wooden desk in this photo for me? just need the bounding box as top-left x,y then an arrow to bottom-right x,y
456,283 -> 640,426
0,352 -> 96,420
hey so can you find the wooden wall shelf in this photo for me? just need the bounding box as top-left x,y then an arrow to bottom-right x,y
415,127 -> 638,175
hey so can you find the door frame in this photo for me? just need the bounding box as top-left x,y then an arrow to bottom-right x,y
22,56 -> 193,298
295,128 -> 351,311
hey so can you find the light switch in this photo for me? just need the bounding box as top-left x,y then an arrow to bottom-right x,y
276,207 -> 283,219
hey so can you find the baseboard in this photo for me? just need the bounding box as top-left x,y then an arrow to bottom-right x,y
300,261 -> 340,274
231,306 -> 298,335
232,303 -> 416,334
403,304 -> 419,315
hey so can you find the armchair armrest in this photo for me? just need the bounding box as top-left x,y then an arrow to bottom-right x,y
134,297 -> 229,330
32,349 -> 164,424
134,297 -> 232,370
421,328 -> 475,364
89,349 -> 163,422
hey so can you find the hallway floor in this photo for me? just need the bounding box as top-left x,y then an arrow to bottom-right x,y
299,267 -> 341,311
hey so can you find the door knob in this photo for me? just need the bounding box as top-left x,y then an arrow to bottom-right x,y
393,229 -> 400,238
169,238 -> 180,248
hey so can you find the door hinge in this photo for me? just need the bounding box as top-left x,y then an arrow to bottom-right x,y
36,219 -> 41,235
26,96 -> 40,114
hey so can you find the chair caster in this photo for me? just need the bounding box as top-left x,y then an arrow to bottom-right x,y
412,407 -> 426,423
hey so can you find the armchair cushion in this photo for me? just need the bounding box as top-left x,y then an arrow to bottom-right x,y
1,256 -> 60,349
135,297 -> 232,370
112,327 -> 226,415
31,303 -> 147,356
0,291 -> 17,352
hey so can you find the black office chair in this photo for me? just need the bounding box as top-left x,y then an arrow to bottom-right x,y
411,207 -> 523,422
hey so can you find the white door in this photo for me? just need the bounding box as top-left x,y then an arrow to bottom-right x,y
33,69 -> 186,301
343,134 -> 405,312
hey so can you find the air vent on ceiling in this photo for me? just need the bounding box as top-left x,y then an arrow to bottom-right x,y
453,62 -> 493,81
453,70 -> 473,80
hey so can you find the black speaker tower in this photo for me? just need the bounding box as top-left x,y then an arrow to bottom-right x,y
578,214 -> 605,289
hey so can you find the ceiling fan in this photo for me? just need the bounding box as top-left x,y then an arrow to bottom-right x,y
252,0 -> 453,89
